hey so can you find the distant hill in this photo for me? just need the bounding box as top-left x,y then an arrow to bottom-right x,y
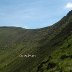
0,10 -> 72,72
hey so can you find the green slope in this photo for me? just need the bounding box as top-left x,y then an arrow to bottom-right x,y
37,21 -> 72,72
0,10 -> 72,72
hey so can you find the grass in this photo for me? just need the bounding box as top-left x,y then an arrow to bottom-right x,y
0,10 -> 72,72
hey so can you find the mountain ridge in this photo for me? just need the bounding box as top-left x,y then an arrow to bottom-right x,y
0,10 -> 72,72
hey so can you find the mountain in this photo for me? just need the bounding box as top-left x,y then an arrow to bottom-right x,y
0,10 -> 72,72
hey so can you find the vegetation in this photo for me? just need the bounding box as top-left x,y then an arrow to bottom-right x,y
0,10 -> 72,72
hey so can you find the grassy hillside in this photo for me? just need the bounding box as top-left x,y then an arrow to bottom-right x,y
0,10 -> 72,72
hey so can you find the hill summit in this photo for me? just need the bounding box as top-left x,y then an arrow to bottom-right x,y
67,10 -> 72,16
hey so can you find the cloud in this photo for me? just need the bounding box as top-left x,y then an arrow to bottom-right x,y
65,2 -> 72,9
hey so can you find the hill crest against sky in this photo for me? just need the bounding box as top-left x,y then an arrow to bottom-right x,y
0,10 -> 72,72
0,10 -> 72,30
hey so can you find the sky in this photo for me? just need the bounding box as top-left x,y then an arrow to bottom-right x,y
0,0 -> 72,29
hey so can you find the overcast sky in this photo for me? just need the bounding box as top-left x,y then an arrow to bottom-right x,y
0,0 -> 72,29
